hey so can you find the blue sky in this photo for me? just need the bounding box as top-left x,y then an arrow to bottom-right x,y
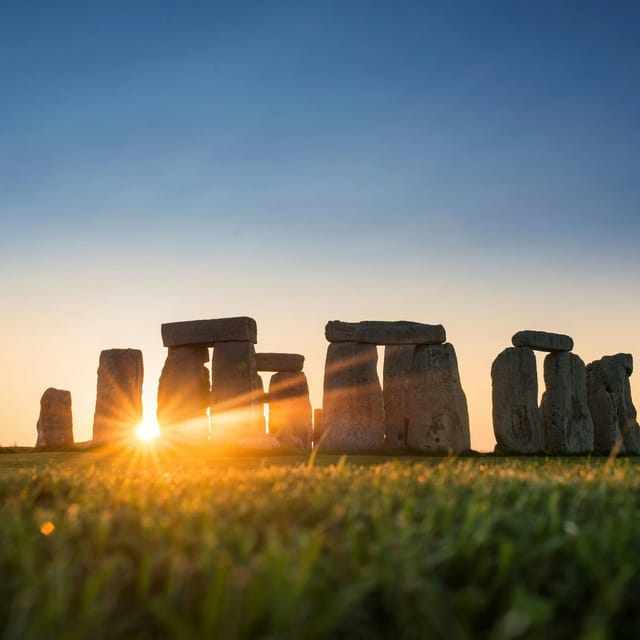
1,2 -> 639,447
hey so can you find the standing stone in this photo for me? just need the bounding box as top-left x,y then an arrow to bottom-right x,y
210,341 -> 263,443
320,342 -> 385,453
383,345 -> 416,451
313,408 -> 323,446
157,346 -> 210,444
407,343 -> 470,454
268,372 -> 313,449
326,320 -> 445,345
540,352 -> 594,454
253,373 -> 266,436
36,388 -> 73,447
491,347 -> 542,453
586,354 -> 640,455
93,349 -> 144,444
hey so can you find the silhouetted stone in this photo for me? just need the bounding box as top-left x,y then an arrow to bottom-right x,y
210,341 -> 262,443
157,346 -> 210,443
491,347 -> 542,453
93,349 -> 143,444
313,408 -> 323,445
320,342 -> 385,452
587,354 -> 640,455
36,388 -> 73,447
256,353 -> 304,372
383,345 -> 415,451
540,352 -> 593,454
325,320 -> 446,345
407,343 -> 470,454
268,371 -> 312,449
162,317 -> 257,347
512,330 -> 573,352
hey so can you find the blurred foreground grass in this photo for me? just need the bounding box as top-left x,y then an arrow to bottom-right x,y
1,447 -> 639,639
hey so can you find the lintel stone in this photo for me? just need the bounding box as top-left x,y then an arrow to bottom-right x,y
325,320 -> 445,345
512,330 -> 573,352
255,353 -> 304,372
162,317 -> 257,347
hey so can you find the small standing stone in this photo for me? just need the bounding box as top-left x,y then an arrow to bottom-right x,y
491,347 -> 542,453
383,345 -> 416,451
407,343 -> 470,454
93,349 -> 144,444
587,354 -> 640,455
320,342 -> 385,453
540,352 -> 594,454
36,388 -> 73,447
268,371 -> 313,449
157,346 -> 210,443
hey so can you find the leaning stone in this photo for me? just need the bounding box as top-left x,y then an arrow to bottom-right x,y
210,341 -> 263,443
255,353 -> 304,372
491,347 -> 542,453
36,388 -> 73,447
157,346 -> 210,443
268,372 -> 312,449
512,330 -> 573,352
383,345 -> 415,451
587,354 -> 639,454
540,352 -> 594,454
406,343 -> 470,454
93,349 -> 144,444
325,320 -> 445,345
161,317 -> 257,347
320,342 -> 385,453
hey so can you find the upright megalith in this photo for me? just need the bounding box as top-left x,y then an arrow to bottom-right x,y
326,320 -> 445,345
93,349 -> 143,444
383,345 -> 415,451
491,347 -> 541,453
587,354 -> 640,454
36,388 -> 73,447
512,330 -> 573,353
161,317 -> 257,348
268,371 -> 313,449
210,341 -> 263,442
321,342 -> 385,452
407,343 -> 470,454
540,352 -> 594,454
157,346 -> 210,443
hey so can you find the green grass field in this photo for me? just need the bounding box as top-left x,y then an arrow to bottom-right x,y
1,447 -> 639,639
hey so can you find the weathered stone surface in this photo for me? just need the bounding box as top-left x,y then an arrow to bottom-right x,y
256,353 -> 304,372
407,343 -> 470,454
383,345 -> 415,451
36,388 -> 73,447
161,317 -> 257,348
325,320 -> 446,345
93,349 -> 143,444
540,352 -> 594,454
320,342 -> 385,452
587,354 -> 640,455
157,346 -> 210,443
491,347 -> 542,453
210,341 -> 263,443
512,330 -> 573,353
268,372 -> 312,449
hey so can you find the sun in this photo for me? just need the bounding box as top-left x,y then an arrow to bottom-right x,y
136,417 -> 161,442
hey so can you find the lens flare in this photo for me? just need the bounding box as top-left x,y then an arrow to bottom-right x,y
136,417 -> 160,442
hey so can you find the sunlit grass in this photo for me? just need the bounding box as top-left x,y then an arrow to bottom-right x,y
1,454 -> 640,637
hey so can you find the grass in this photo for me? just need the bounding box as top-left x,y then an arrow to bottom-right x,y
0,447 -> 639,639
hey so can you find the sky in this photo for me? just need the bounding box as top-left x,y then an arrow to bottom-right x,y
1,1 -> 639,450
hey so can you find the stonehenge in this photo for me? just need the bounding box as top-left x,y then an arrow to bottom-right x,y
36,388 -> 73,447
63,316 -> 636,458
321,320 -> 470,454
93,349 -> 144,443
